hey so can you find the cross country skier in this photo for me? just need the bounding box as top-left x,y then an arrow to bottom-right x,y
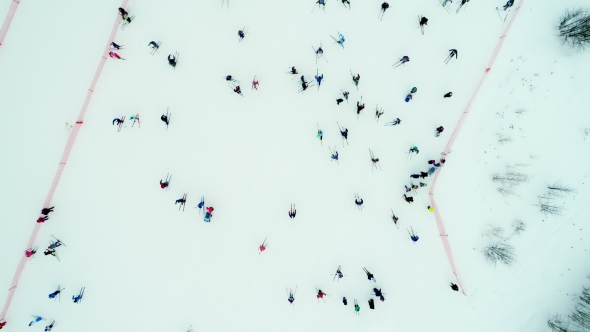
315,73 -> 324,87
317,289 -> 326,298
445,49 -> 458,63
342,91 -> 349,101
301,81 -> 309,91
331,150 -> 339,161
44,248 -> 57,257
238,29 -> 245,41
113,118 -> 124,125
336,98 -> 344,105
148,41 -> 159,49
442,0 -> 452,5
37,216 -> 48,223
160,180 -> 169,189
385,118 -> 401,126
118,7 -> 132,23
317,129 -> 323,142
44,320 -> 55,331
234,86 -> 243,96
168,54 -> 177,67
450,283 -> 459,291
363,268 -> 376,282
288,204 -> 296,218
175,197 -> 186,204
72,294 -> 82,303
393,56 -> 409,68
503,0 -> 514,10
41,207 -> 54,215
340,127 -> 348,140
48,289 -> 61,299
161,114 -> 169,125
409,146 -> 419,154
111,42 -> 122,50
0,321 -> 5,329
444,92 -> 453,98
29,316 -> 44,327
109,51 -> 123,60
288,290 -> 295,304
380,2 -> 389,14
291,66 -> 298,74
338,34 -> 345,47
316,0 -> 326,10
355,198 -> 363,207
420,16 -> 428,26
354,299 -> 360,315
48,239 -> 63,250
25,248 -> 36,257
436,126 -> 444,136
356,101 -> 365,114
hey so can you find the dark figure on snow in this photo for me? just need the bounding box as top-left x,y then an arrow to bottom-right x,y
449,49 -> 458,59
368,298 -> 375,309
161,114 -> 169,125
288,210 -> 296,218
450,283 -> 459,291
503,0 -> 514,10
340,128 -> 348,139
118,7 -> 131,23
381,2 -> 389,11
428,160 -> 436,164
342,0 -> 350,5
336,98 -> 344,105
41,206 -> 54,215
420,172 -> 428,179
175,197 -> 186,204
342,297 -> 348,305
436,126 -> 444,136
111,42 -> 121,50
353,74 -> 360,84
317,290 -> 326,298
0,321 -> 6,329
409,146 -> 419,154
44,321 -> 55,332
291,66 -> 297,74
226,75 -> 233,81
404,194 -> 414,203
355,198 -> 363,206
410,174 -> 420,179
234,86 -> 242,94
148,41 -> 159,49
317,0 -> 326,8
461,0 -> 469,4
113,118 -> 124,125
301,82 -> 308,91
44,248 -> 56,256
288,294 -> 294,304
420,16 -> 428,26
160,180 -> 169,189
168,54 -> 177,67
444,92 -> 453,98
357,102 -> 365,114
300,75 -> 306,83
72,294 -> 82,303
238,30 -> 245,40
48,290 -> 61,299
37,216 -> 48,223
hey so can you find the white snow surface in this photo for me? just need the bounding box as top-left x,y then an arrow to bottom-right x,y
0,0 -> 589,331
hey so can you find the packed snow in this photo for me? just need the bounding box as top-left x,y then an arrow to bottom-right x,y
0,0 -> 589,331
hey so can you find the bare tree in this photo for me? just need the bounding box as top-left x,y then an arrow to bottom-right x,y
482,224 -> 504,239
539,199 -> 564,216
497,133 -> 514,145
514,108 -> 528,116
547,181 -> 576,197
492,171 -> 530,185
557,8 -> 590,50
548,287 -> 590,331
512,219 -> 526,235
483,242 -> 516,266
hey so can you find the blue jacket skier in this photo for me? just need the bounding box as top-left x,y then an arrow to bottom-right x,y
72,294 -> 82,303
331,151 -> 339,161
29,316 -> 43,326
315,74 -> 324,86
238,30 -> 245,40
338,34 -> 345,46
503,0 -> 514,10
48,289 -> 61,299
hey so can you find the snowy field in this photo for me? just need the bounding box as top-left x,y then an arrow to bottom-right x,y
1,0 -> 590,331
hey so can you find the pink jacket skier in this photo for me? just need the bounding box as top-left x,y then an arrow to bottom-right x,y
109,51 -> 124,60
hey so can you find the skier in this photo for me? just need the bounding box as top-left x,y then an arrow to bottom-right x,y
393,56 -> 410,68
41,206 -> 54,215
444,92 -> 453,98
445,49 -> 458,63
113,118 -> 124,125
238,29 -> 245,40
48,239 -> 63,250
376,108 -> 384,119
25,248 -> 36,257
371,156 -> 380,164
301,81 -> 308,91
234,86 -> 243,96
380,2 -> 389,14
340,127 -> 348,140
392,213 -> 399,223
355,198 -> 363,207
252,78 -> 259,90
427,205 -> 435,212
118,7 -> 132,23
331,150 -> 339,161
342,91 -> 349,101
338,33 -> 345,46
72,293 -> 82,303
419,172 -> 428,179
109,51 -> 123,60
168,54 -> 177,67
225,75 -> 234,81
29,316 -> 43,327
386,118 -> 401,126
317,129 -> 323,142
503,0 -> 514,10
37,216 -> 48,223
410,174 -> 420,179
206,206 -> 214,214
316,0 -> 326,9
343,297 -> 348,305
259,242 -> 266,253
288,292 -> 295,304
442,0 -> 452,5
409,146 -> 419,154
44,248 -> 57,256
436,126 -> 444,136
161,114 -> 169,125
159,180 -> 169,189
316,289 -> 326,298
450,283 -> 459,291
291,66 -> 298,74
420,16 -> 428,26
409,227 -> 419,242
368,298 -> 375,309
0,321 -> 5,329
44,321 -> 55,332
356,101 -> 365,114
110,42 -> 121,50
48,289 -> 61,299
352,74 -> 360,85
336,98 -> 344,105
316,47 -> 323,56
175,197 -> 186,204
315,73 -> 324,86
354,299 -> 360,315
404,194 -> 414,203
364,268 -> 375,281
428,166 -> 437,175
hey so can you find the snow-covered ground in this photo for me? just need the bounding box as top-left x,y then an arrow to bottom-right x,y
0,0 -> 589,331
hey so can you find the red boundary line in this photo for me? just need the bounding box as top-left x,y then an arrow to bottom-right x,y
0,0 -> 21,47
428,1 -> 525,296
0,0 -> 128,321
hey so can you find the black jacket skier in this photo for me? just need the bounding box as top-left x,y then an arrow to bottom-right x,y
168,54 -> 177,67
161,114 -> 169,125
340,128 -> 348,139
420,16 -> 428,26
503,0 -> 514,10
118,7 -> 131,23
451,283 -> 459,291
444,92 -> 453,98
41,207 -> 54,215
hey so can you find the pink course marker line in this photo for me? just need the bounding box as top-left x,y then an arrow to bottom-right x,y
0,0 -> 21,48
428,1 -> 525,296
0,0 -> 128,321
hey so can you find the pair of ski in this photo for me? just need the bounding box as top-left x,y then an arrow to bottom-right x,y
221,0 -> 229,9
312,44 -> 329,64
391,209 -> 399,229
150,41 -> 161,56
496,7 -> 510,24
369,149 -> 381,171
375,105 -> 384,122
378,6 -> 388,21
418,16 -> 425,35
163,173 -> 172,191
178,193 -> 188,211
121,15 -> 135,30
363,267 -> 377,282
337,122 -> 349,147
117,115 -> 126,132
438,0 -> 451,13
